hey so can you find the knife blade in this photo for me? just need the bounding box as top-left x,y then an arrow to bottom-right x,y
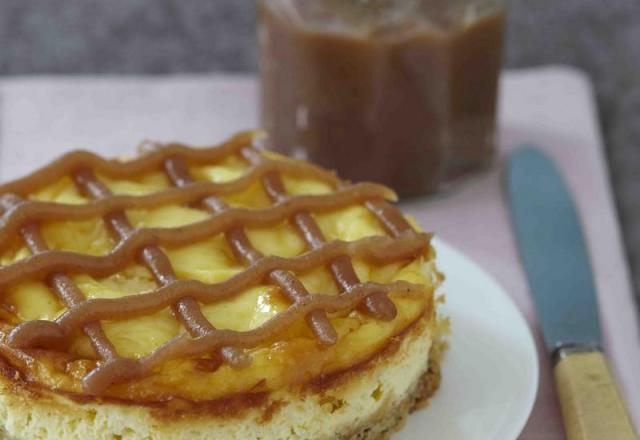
506,147 -> 637,440
506,147 -> 601,352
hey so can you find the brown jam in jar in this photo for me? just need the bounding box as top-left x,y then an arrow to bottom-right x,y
259,0 -> 505,197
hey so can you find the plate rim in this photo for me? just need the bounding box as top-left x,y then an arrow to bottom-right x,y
422,237 -> 540,440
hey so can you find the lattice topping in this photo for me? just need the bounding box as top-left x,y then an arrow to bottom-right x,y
0,132 -> 432,396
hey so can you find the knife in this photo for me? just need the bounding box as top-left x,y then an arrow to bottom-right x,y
506,147 -> 638,440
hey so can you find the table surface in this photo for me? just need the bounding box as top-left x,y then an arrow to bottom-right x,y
0,67 -> 638,438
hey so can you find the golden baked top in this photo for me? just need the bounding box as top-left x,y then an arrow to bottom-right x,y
0,131 -> 438,403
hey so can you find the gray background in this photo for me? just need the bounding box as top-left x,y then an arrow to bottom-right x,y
1,0 -> 639,305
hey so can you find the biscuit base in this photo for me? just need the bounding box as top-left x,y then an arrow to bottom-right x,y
343,340 -> 444,440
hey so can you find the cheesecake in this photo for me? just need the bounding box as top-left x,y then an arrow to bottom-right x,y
0,131 -> 446,439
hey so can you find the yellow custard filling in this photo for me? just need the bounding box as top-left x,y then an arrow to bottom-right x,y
1,153 -> 438,401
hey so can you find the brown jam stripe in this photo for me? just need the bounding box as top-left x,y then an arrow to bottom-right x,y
0,132 -> 345,198
0,184 -> 392,291
241,148 -> 398,321
164,155 -> 338,346
0,340 -> 34,372
0,195 -> 118,361
0,159 -> 348,226
364,199 -> 413,238
0,132 -> 253,197
82,280 -> 425,394
7,233 -> 430,339
0,183 -> 391,261
72,169 -> 248,368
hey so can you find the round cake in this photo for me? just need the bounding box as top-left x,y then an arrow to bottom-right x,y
0,131 -> 445,440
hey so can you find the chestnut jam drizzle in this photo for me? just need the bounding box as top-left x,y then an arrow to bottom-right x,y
0,132 -> 430,395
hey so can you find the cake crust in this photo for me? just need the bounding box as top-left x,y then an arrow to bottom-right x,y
342,361 -> 442,440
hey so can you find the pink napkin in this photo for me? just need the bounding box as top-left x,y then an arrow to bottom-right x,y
0,66 -> 637,438
404,67 -> 640,437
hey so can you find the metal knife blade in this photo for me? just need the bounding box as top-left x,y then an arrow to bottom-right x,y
506,147 -> 602,354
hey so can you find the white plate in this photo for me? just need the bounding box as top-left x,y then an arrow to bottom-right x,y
396,239 -> 539,440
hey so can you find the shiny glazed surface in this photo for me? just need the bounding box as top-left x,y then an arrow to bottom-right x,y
0,132 -> 439,402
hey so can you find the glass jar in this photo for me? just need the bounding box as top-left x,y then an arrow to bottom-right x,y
258,0 -> 506,197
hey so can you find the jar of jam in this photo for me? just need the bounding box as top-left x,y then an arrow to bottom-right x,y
258,0 -> 505,197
